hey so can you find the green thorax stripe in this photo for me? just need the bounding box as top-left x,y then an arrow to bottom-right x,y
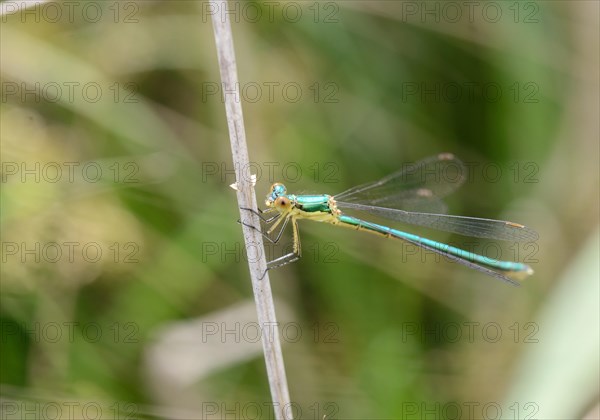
294,194 -> 331,213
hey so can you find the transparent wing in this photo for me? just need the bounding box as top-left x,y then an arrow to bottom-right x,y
336,202 -> 539,242
334,153 -> 465,211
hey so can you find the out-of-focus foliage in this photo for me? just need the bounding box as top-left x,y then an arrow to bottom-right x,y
1,1 -> 598,419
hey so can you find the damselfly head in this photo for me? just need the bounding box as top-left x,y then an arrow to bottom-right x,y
266,183 -> 287,207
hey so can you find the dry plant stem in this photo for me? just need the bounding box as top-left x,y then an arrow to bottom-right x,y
210,1 -> 292,419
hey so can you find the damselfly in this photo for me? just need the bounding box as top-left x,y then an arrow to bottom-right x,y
242,153 -> 538,286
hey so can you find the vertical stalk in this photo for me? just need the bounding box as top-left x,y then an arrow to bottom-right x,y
209,2 -> 292,419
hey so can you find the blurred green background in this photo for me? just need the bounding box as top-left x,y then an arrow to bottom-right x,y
1,1 -> 598,419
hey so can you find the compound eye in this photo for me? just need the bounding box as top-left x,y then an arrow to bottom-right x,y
270,183 -> 286,197
275,196 -> 291,210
